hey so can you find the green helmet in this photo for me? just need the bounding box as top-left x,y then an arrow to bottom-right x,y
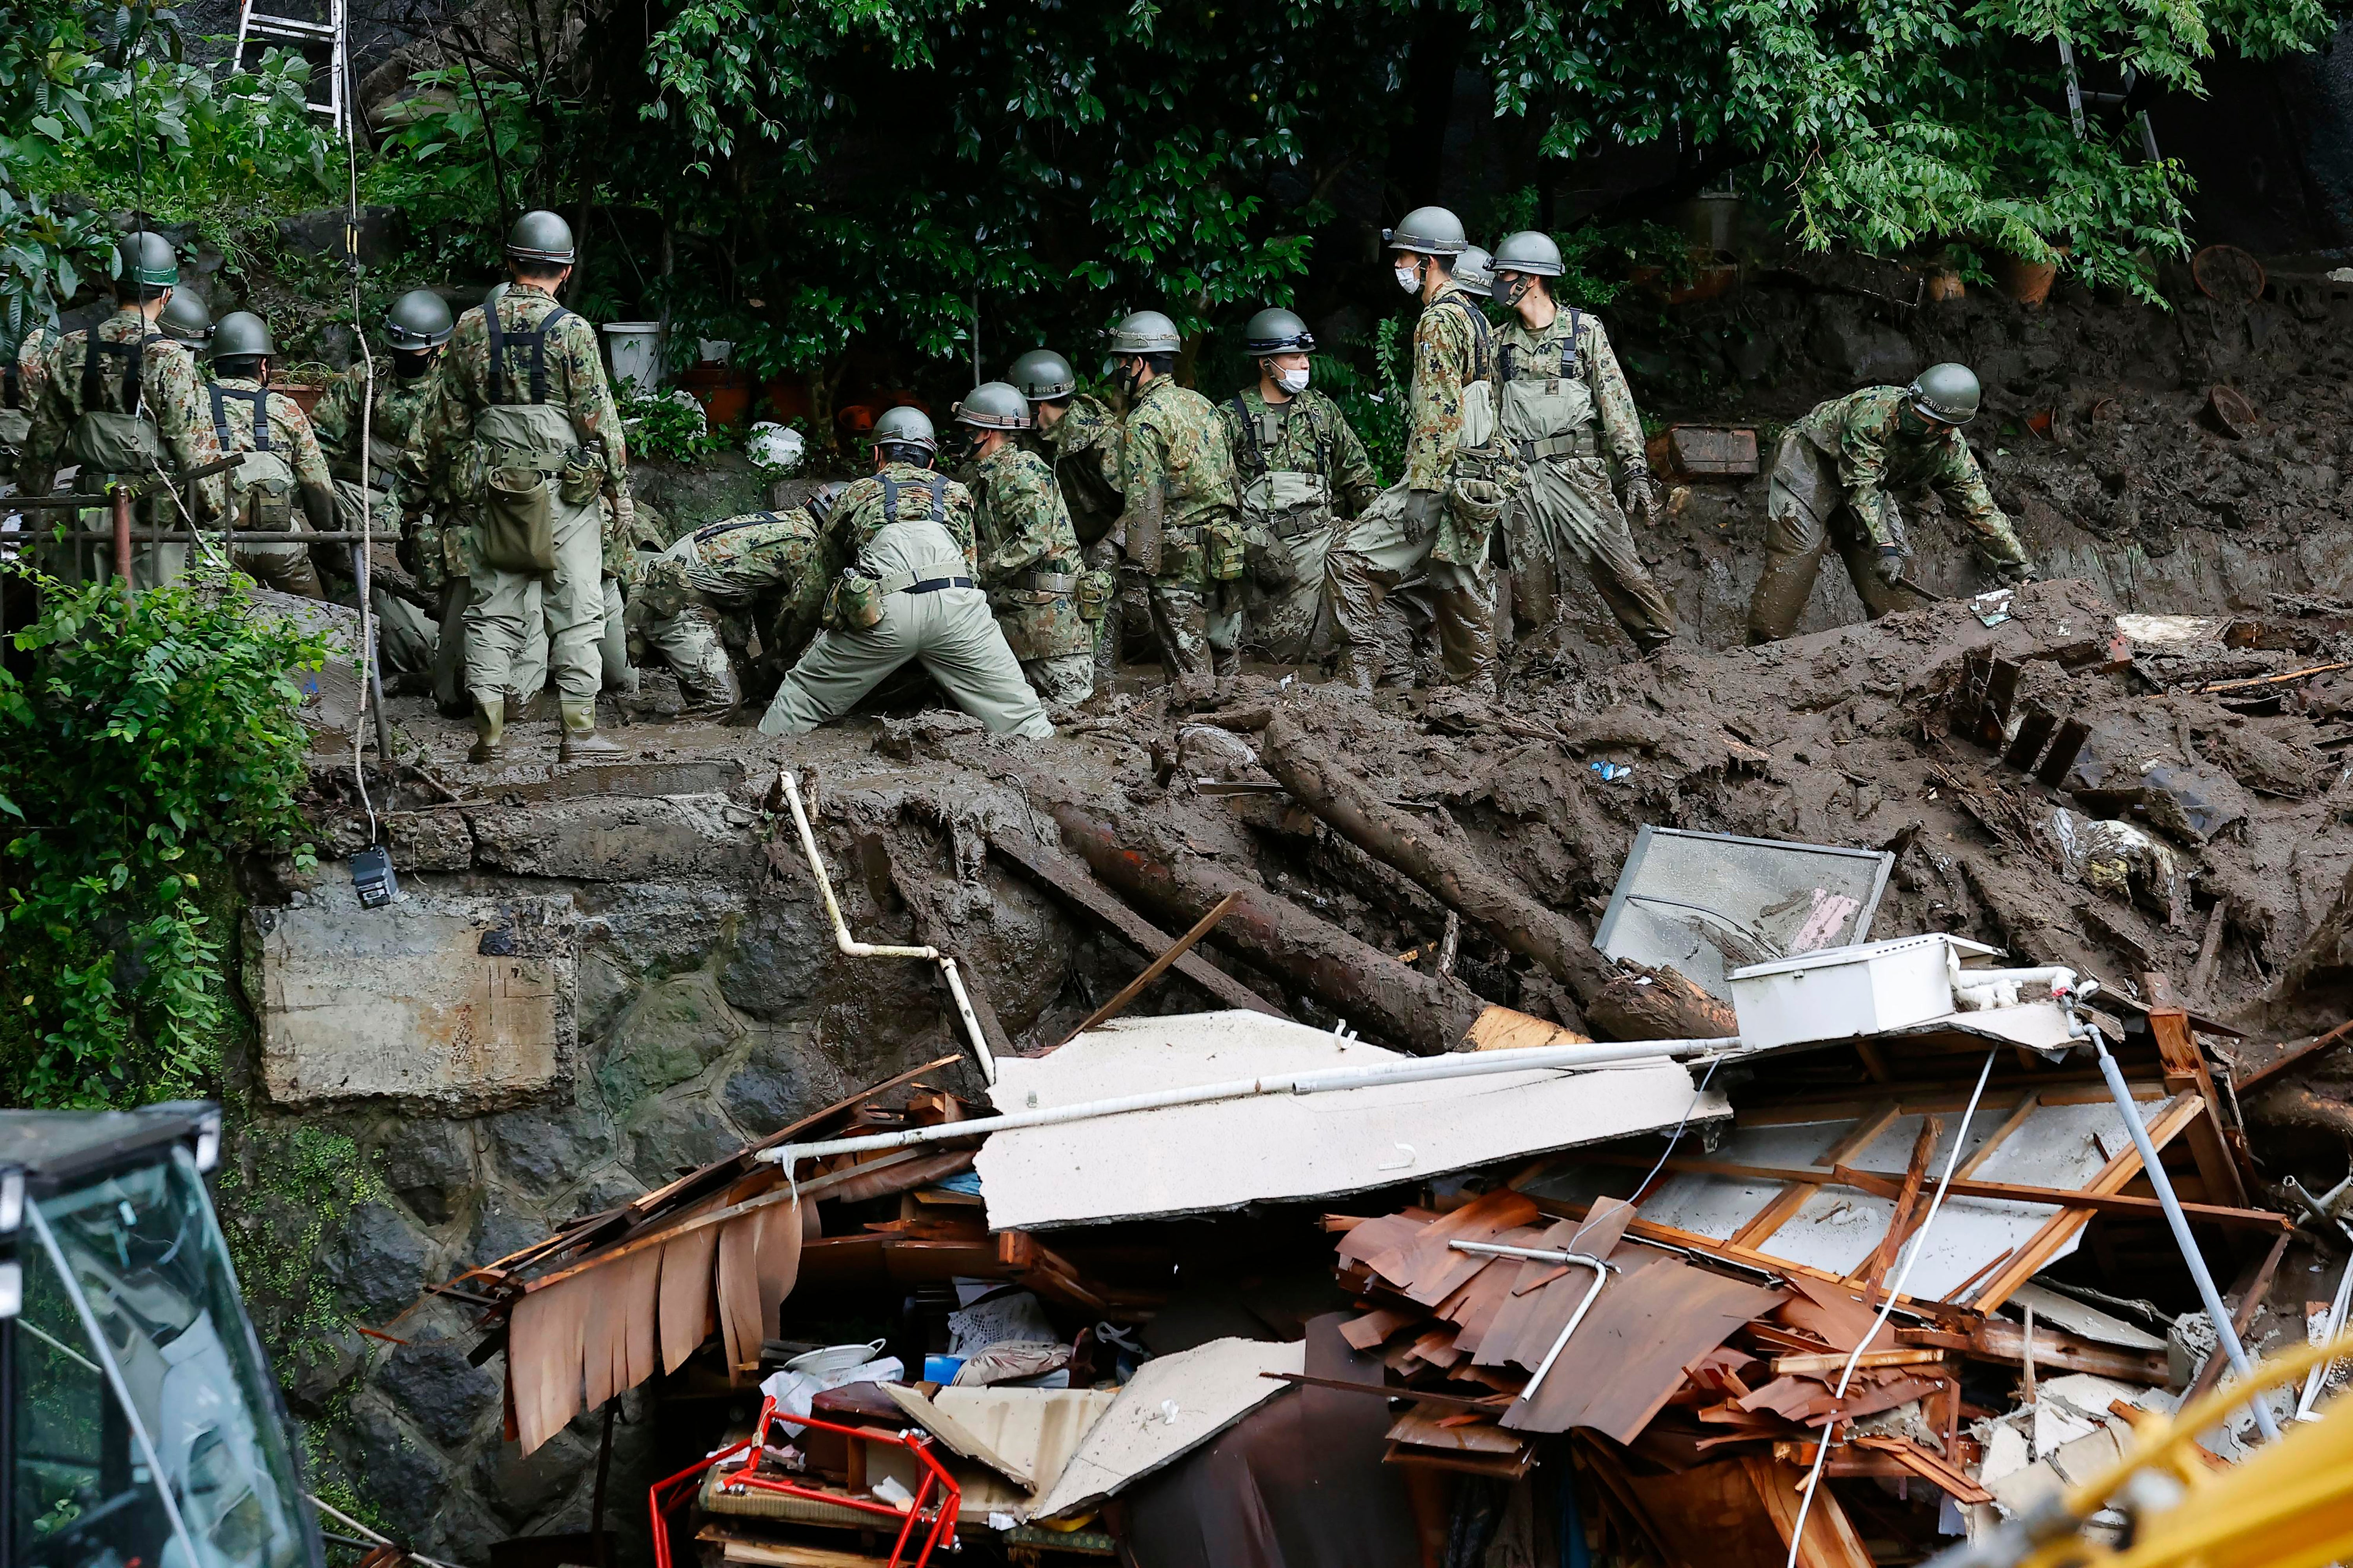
212,310 -> 276,362
1453,247 -> 1495,300
115,229 -> 179,294
1383,206 -> 1468,257
1106,309 -> 1181,358
1244,307 -> 1315,354
1907,363 -> 1982,425
1009,348 -> 1076,402
872,405 -> 938,458
953,381 -> 1031,431
384,288 -> 454,350
482,282 -> 511,316
506,209 -> 576,266
1492,230 -> 1565,278
157,290 -> 214,349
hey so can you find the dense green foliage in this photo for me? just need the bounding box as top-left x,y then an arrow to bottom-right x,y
0,567 -> 324,1107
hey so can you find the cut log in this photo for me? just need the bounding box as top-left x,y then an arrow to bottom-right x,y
1260,716 -> 1618,1008
1051,800 -> 1490,1054
1586,960 -> 1740,1042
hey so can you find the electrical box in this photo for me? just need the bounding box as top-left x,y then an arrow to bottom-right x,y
1727,933 -> 2000,1049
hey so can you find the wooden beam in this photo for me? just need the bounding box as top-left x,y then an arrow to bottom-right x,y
1058,890 -> 1243,1044
1769,1348 -> 1947,1377
1855,1117 -> 1940,1293
2233,1016 -> 2353,1096
987,831 -> 1284,1016
1956,1093 -> 2040,1179
1968,1316 -> 2169,1384
2144,976 -> 2249,1209
2181,1232 -> 2289,1406
1970,1094 -> 2203,1312
1728,1101 -> 1900,1250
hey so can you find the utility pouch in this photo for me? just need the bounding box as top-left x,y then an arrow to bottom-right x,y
69,410 -> 165,475
1243,523 -> 1295,589
822,567 -> 886,632
1447,474 -> 1509,531
559,443 -> 605,507
482,468 -> 558,571
1075,567 -> 1115,622
1124,480 -> 1166,574
1206,513 -> 1247,582
1458,379 -> 1498,452
241,476 -> 295,531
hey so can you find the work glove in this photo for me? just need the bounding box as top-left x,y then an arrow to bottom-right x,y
1620,469 -> 1664,527
1875,546 -> 1909,586
612,493 -> 636,533
1401,487 -> 1444,542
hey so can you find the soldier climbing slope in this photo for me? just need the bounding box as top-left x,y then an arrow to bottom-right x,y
956,381 -> 1096,707
1488,229 -> 1678,653
1745,363 -> 2036,644
21,231 -> 228,586
632,492 -> 832,714
1216,307 -> 1379,665
757,407 -> 1053,739
408,210 -> 634,763
202,310 -> 336,600
1323,205 -> 1510,692
1011,348 -> 1127,687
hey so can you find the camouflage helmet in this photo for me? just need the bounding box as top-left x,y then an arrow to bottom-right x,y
212,310 -> 276,361
115,229 -> 180,293
872,404 -> 938,458
953,381 -> 1031,431
1009,348 -> 1076,403
1492,230 -> 1566,278
1907,363 -> 1982,425
384,288 -> 455,350
1244,307 -> 1315,354
157,290 -> 215,349
506,209 -> 576,266
1452,247 -> 1496,300
1106,310 -> 1181,358
1382,206 -> 1468,257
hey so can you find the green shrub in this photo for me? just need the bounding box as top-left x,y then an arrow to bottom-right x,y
0,565 -> 325,1107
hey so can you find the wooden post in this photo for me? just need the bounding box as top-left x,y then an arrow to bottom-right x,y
2142,972 -> 2249,1209
110,484 -> 133,590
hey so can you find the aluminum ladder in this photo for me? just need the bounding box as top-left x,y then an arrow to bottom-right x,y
230,0 -> 352,140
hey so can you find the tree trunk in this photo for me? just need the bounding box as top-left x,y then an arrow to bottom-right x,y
1049,802 -> 1489,1055
1585,961 -> 1740,1043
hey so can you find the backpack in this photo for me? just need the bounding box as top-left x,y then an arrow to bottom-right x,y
209,384 -> 296,529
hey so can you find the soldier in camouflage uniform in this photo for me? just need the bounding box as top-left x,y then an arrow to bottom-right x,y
1012,348 -> 1129,685
22,234 -> 229,587
1102,311 -> 1244,690
1488,231 -> 1677,653
201,311 -> 334,599
1746,363 -> 2036,644
631,497 -> 827,711
758,407 -> 1051,738
956,382 -> 1094,706
1217,307 -> 1380,664
0,323 -> 59,473
309,289 -> 455,670
407,212 -> 634,763
1325,207 -> 1510,692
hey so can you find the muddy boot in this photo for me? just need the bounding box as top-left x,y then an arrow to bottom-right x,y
559,698 -> 627,762
1334,641 -> 1382,693
682,663 -> 742,716
1436,583 -> 1497,696
468,694 -> 506,764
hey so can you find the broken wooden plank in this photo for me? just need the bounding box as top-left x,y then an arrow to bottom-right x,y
1968,1316 -> 2169,1384
1058,890 -> 1243,1044
1767,1348 -> 1946,1377
2232,1015 -> 2353,1096
2181,1231 -> 2289,1406
986,830 -> 1284,1017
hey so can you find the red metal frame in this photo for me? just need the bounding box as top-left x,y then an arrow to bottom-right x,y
648,1396 -> 963,1568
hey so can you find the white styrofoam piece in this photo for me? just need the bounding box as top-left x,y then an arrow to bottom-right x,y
1729,934 -> 2000,1048
976,1012 -> 1728,1231
1023,1337 -> 1303,1521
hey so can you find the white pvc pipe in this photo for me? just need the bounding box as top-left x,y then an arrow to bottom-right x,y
1449,1240 -> 1613,1401
779,769 -> 995,1083
758,1034 -> 1749,1170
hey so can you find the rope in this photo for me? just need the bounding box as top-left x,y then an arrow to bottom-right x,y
1783,1048 -> 1997,1566
342,49 -> 378,844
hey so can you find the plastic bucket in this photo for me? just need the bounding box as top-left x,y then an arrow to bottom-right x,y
601,322 -> 665,392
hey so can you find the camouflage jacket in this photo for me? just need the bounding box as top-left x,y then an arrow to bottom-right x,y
406,284 -> 631,507
1030,390 -> 1125,543
1403,280 -> 1498,493
1795,385 -> 2028,566
312,357 -> 442,495
639,508 -> 822,617
203,376 -> 335,492
9,324 -> 59,411
1117,375 -> 1238,583
1217,385 -> 1381,523
972,440 -> 1088,660
22,310 -> 227,519
830,460 -> 978,571
1495,306 -> 1646,471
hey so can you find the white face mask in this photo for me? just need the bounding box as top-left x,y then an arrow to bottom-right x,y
1395,262 -> 1422,294
1277,367 -> 1310,394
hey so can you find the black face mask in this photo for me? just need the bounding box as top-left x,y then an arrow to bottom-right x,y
392,349 -> 433,380
1497,275 -> 1533,309
1114,360 -> 1144,397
